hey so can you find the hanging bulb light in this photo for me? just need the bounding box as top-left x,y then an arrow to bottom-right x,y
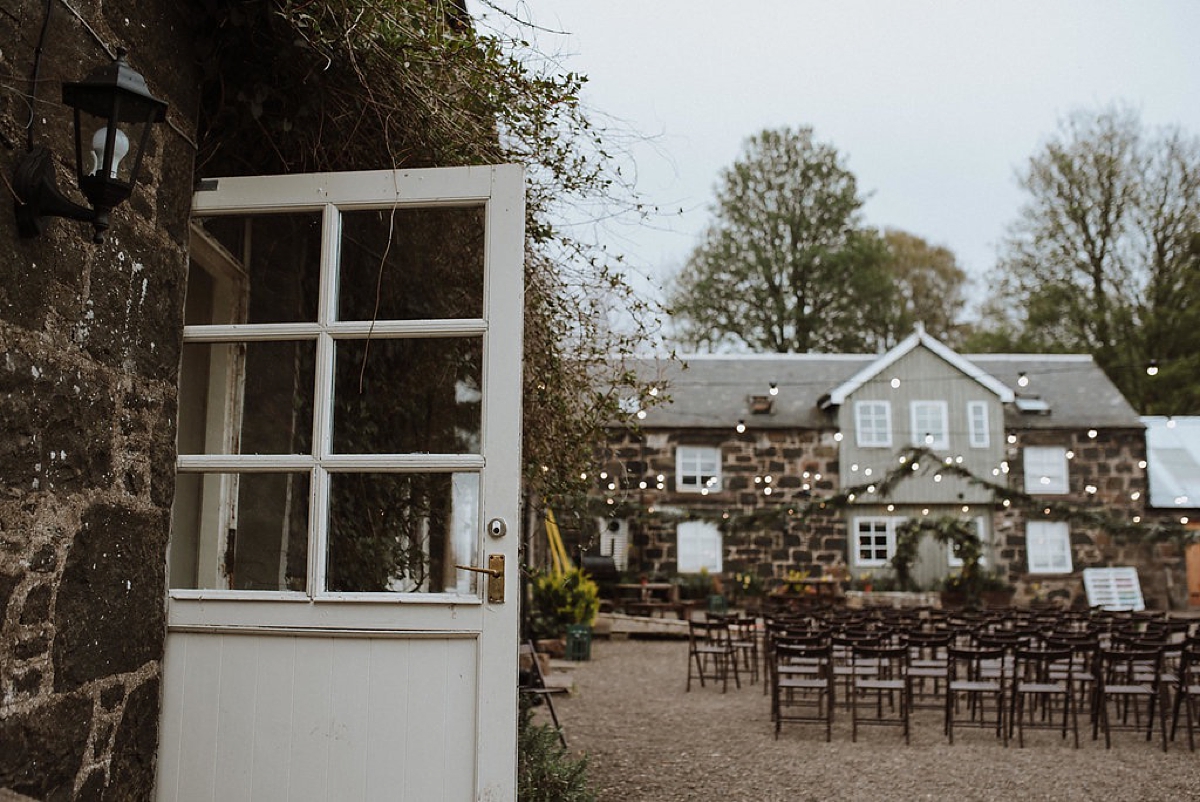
769,381 -> 779,396
1146,360 -> 1159,376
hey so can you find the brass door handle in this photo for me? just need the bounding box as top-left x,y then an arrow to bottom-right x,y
456,554 -> 505,602
456,563 -> 502,578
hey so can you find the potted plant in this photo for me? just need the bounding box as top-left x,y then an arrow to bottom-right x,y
529,567 -> 601,660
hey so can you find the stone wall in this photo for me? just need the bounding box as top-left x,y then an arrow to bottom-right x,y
597,428 -> 847,584
594,424 -> 1190,612
0,2 -> 200,798
995,427 -> 1182,609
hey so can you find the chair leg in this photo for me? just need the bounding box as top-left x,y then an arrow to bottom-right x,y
1171,683 -> 1184,741
1187,693 -> 1197,752
1157,687 -> 1169,752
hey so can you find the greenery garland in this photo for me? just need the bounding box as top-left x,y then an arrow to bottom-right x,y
581,444 -> 1192,556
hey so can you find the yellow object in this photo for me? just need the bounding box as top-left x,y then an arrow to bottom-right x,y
545,508 -> 573,576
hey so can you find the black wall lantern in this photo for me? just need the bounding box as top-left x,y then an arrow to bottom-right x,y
14,49 -> 167,244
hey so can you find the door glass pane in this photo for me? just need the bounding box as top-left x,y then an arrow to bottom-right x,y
326,472 -> 479,593
333,337 -> 482,454
194,213 -> 322,323
178,341 -> 315,455
338,207 -> 485,321
169,472 -> 310,591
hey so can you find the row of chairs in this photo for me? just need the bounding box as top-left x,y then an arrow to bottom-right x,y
758,606 -> 1200,749
685,614 -> 760,692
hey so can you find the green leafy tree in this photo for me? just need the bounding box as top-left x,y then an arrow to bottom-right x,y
668,127 -> 894,353
971,106 -> 1200,412
875,229 -> 969,348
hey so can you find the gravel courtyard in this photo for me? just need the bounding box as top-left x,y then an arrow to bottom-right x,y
546,637 -> 1200,802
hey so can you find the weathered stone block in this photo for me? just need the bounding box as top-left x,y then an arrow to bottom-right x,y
53,503 -> 167,692
19,584 -> 52,624
0,694 -> 91,800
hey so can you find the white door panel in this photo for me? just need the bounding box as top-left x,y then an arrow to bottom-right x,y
159,165 -> 524,800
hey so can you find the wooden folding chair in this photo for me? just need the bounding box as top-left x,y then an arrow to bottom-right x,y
520,641 -> 566,747
687,617 -> 741,692
772,641 -> 835,741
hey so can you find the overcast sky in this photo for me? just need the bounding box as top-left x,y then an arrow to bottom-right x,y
474,1 -> 1200,313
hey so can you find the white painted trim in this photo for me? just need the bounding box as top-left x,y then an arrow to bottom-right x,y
910,400 -> 949,450
854,400 -> 893,447
1026,520 -> 1073,574
190,166 -> 511,212
181,320 -> 487,341
968,401 -> 990,448
176,454 -> 486,471
826,329 -> 1014,406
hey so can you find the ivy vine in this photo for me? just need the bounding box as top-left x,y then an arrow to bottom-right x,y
192,0 -> 669,508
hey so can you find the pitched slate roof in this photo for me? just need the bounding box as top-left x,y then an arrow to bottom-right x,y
967,354 -> 1143,430
1142,416 -> 1200,510
627,349 -> 1142,432
630,353 -> 868,429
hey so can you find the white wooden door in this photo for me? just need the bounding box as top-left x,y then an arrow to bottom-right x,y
157,166 -> 524,800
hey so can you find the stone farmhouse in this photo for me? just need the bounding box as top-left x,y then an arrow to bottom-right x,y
593,328 -> 1193,610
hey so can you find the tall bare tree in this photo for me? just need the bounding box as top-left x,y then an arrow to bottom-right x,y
973,106 -> 1200,412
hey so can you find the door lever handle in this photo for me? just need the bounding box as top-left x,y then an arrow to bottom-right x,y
456,563 -> 502,578
456,554 -> 505,603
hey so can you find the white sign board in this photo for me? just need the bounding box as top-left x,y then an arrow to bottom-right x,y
1082,567 -> 1145,611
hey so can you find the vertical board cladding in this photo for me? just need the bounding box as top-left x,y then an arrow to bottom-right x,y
0,0 -> 201,797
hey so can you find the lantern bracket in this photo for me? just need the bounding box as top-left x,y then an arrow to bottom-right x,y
14,146 -> 102,241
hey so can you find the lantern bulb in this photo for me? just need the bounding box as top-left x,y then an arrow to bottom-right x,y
90,127 -> 130,178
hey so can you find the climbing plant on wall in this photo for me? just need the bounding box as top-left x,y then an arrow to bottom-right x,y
587,444 -> 1191,557
193,0 -> 667,509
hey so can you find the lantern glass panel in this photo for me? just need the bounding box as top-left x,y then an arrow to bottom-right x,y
74,107 -> 150,190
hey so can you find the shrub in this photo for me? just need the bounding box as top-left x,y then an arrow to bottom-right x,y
518,703 -> 596,802
529,568 -> 600,640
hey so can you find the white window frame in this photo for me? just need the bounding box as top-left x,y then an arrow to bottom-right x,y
855,400 -> 892,447
911,400 -> 949,450
967,401 -> 990,448
676,445 -> 722,493
677,520 -> 723,573
1027,520 -> 1073,574
1023,446 -> 1069,495
177,180 -> 498,601
947,516 -> 990,568
853,516 -> 904,568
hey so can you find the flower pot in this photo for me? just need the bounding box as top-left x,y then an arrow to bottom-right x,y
565,624 -> 592,661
